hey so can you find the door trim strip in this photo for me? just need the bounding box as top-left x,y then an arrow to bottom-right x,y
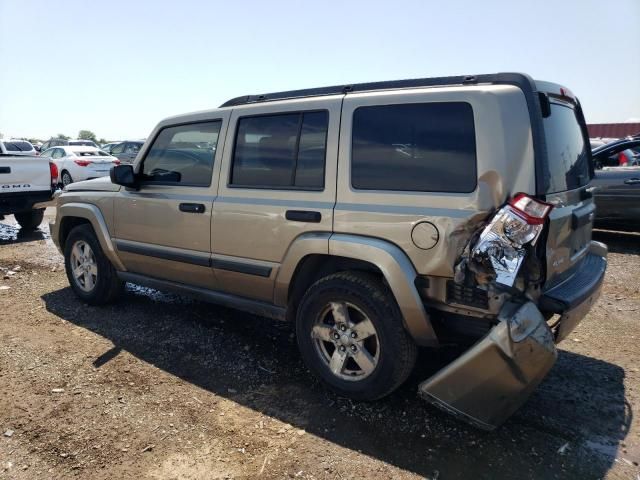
115,239 -> 210,267
212,258 -> 272,277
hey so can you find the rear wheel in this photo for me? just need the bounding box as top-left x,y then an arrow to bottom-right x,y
64,224 -> 122,305
15,209 -> 45,231
61,171 -> 73,187
296,271 -> 417,401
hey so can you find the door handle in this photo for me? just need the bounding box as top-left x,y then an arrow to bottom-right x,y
179,203 -> 206,213
624,178 -> 640,185
285,210 -> 321,223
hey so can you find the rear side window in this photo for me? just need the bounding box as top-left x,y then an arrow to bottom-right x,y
351,102 -> 477,192
230,111 -> 328,189
140,121 -> 222,186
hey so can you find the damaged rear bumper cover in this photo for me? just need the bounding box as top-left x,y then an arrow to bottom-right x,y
419,241 -> 607,430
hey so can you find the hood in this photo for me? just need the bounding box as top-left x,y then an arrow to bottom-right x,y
64,176 -> 122,192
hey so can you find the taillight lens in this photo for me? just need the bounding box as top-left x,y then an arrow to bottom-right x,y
74,160 -> 91,167
508,193 -> 553,225
113,159 -> 121,165
49,162 -> 58,184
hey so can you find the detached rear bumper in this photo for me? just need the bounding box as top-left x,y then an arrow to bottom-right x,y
419,301 -> 557,430
539,241 -> 607,343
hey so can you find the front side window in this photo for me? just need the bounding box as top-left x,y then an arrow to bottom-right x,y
230,111 -> 328,189
140,121 -> 222,186
351,102 -> 477,192
111,143 -> 124,155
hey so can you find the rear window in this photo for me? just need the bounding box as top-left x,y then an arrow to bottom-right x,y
4,141 -> 33,152
351,102 -> 477,192
72,150 -> 108,156
543,103 -> 591,193
231,111 -> 328,189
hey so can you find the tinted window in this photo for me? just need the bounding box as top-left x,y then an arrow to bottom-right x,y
351,102 -> 477,192
4,141 -> 33,152
231,111 -> 328,189
141,121 -> 221,186
543,103 -> 590,193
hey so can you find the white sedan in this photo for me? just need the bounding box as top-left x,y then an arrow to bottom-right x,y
40,146 -> 120,187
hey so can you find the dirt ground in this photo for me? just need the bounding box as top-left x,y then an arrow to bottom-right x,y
1,209 -> 639,480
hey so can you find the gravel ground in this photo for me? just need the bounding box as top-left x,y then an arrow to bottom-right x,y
0,209 -> 639,479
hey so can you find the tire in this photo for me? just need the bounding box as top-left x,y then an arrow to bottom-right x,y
15,209 -> 45,231
61,171 -> 73,187
64,224 -> 122,305
296,271 -> 417,401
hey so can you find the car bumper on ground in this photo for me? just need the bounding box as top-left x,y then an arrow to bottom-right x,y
419,301 -> 557,430
418,241 -> 608,430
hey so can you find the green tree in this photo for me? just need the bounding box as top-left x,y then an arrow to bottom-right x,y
98,138 -> 107,145
57,133 -> 70,140
78,130 -> 97,142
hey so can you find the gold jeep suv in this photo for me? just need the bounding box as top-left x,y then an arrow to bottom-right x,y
51,73 -> 607,429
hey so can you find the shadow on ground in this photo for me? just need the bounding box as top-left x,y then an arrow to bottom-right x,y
41,285 -> 628,479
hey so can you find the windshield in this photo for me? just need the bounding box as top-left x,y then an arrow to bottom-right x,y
542,103 -> 591,193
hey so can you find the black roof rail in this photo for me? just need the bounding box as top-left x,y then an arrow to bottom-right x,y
219,72 -> 534,108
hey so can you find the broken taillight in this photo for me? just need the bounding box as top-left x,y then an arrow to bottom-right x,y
509,193 -> 553,225
465,194 -> 553,287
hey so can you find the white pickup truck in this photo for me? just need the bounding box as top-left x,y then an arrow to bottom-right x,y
0,146 -> 58,230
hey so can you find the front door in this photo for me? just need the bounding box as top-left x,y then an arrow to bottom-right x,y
113,115 -> 229,289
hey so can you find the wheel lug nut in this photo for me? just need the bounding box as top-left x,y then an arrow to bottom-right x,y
333,333 -> 340,340
340,324 -> 346,332
350,332 -> 356,338
350,345 -> 357,352
339,346 -> 346,352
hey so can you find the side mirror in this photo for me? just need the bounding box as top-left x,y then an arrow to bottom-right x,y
110,164 -> 137,188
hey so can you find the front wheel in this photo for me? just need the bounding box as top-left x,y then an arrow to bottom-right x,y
15,209 -> 45,231
296,271 -> 417,401
64,224 -> 122,305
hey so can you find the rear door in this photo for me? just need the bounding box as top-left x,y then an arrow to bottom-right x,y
212,97 -> 341,302
539,94 -> 595,288
591,168 -> 640,229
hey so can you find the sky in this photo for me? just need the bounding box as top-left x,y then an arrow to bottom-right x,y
1,0 -> 639,141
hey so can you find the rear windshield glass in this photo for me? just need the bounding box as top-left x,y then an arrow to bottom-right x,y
4,141 -> 33,152
69,140 -> 97,147
543,103 -> 590,193
72,150 -> 106,156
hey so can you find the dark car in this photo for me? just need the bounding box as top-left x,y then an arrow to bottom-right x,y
41,138 -> 98,150
591,136 -> 640,231
109,140 -> 144,164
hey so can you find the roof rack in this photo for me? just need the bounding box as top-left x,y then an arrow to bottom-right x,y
219,72 -> 535,108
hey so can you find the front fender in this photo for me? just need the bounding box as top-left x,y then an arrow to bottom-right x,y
53,202 -> 126,271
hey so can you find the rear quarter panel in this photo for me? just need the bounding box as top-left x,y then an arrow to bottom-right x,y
335,85 -> 535,277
